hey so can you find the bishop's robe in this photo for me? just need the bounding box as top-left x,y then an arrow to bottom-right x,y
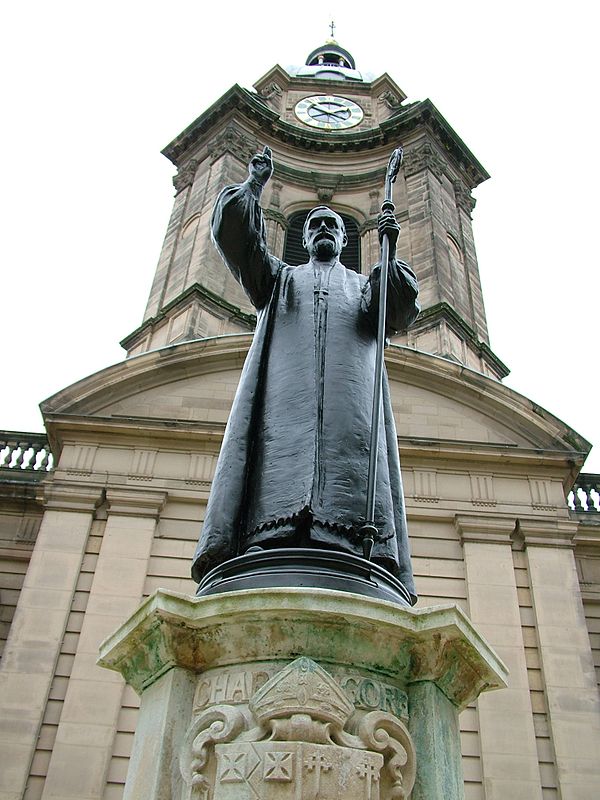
191,181 -> 420,602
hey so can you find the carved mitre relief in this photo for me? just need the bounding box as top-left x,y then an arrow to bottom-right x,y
180,657 -> 416,800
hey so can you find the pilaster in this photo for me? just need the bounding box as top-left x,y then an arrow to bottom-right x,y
457,514 -> 543,800
41,488 -> 166,800
0,484 -> 102,800
521,520 -> 600,800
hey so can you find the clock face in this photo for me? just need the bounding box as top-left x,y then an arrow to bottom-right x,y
294,95 -> 364,130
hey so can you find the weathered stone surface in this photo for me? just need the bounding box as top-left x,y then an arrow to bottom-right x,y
98,588 -> 507,708
98,588 -> 507,800
408,681 -> 463,800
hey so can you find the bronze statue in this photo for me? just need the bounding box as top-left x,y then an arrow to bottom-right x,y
191,146 -> 420,603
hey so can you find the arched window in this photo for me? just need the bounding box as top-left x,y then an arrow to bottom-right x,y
283,211 -> 361,272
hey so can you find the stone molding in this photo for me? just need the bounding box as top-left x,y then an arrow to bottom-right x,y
263,208 -> 289,229
378,90 -> 403,111
161,87 -> 489,189
256,81 -> 283,110
207,124 -> 260,166
268,181 -> 283,209
98,588 -> 507,710
120,282 -> 256,353
106,488 -> 167,518
403,141 -> 446,181
455,514 -> 516,545
42,482 -> 104,513
453,179 -> 476,214
518,518 -> 578,549
173,159 -> 199,193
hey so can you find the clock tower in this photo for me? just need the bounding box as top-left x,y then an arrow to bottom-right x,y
2,35 -> 598,800
123,39 -> 508,381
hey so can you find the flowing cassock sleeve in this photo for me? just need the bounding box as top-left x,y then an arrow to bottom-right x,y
211,180 -> 280,310
361,259 -> 420,338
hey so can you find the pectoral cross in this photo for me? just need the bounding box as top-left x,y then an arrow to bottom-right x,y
314,287 -> 329,303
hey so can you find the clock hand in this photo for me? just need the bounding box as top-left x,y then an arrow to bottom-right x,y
310,102 -> 338,115
310,103 -> 352,119
329,107 -> 352,118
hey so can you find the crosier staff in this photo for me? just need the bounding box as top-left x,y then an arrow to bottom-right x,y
360,147 -> 404,561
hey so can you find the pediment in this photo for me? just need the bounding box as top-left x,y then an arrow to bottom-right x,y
41,336 -> 589,462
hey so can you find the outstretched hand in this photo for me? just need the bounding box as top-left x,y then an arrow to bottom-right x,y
378,209 -> 400,253
248,146 -> 273,188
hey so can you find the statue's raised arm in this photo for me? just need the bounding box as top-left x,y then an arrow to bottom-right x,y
210,146 -> 279,310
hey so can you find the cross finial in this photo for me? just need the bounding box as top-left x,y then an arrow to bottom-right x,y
329,20 -> 335,38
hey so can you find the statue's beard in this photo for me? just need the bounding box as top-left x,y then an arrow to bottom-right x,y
311,237 -> 338,260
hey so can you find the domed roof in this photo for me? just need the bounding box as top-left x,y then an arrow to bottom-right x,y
294,38 -> 363,82
306,39 -> 356,70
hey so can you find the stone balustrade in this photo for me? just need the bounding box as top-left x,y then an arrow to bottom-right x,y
569,473 -> 600,514
0,430 -> 53,474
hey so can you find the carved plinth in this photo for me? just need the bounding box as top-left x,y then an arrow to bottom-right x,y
98,589 -> 507,800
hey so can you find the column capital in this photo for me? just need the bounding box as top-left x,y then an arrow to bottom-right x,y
42,482 -> 104,513
518,518 -> 578,549
455,514 -> 516,545
106,488 -> 167,519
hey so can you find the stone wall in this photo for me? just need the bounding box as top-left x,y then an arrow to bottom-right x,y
1,341 -> 598,800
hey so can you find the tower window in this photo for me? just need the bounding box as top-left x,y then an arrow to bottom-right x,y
283,210 -> 361,272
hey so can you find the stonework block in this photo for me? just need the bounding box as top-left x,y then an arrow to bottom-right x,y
98,589 -> 506,800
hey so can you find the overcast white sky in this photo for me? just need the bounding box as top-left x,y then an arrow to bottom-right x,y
1,1 -> 598,472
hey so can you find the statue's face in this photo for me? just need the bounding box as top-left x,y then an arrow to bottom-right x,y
303,208 -> 347,261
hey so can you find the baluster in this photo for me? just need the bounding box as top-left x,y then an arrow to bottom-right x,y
583,482 -> 600,513
2,440 -> 18,468
0,444 -> 10,468
23,444 -> 36,470
28,443 -> 41,470
39,448 -> 51,471
573,486 -> 586,512
13,442 -> 29,469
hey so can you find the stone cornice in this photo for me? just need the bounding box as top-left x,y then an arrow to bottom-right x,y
455,514 -> 517,545
517,518 -> 579,549
411,302 -> 510,379
121,282 -> 256,351
98,589 -> 507,708
207,123 -> 260,166
403,140 -> 446,180
43,482 -> 104,513
106,488 -> 167,519
273,161 -> 387,193
161,85 -> 489,190
574,523 -> 600,555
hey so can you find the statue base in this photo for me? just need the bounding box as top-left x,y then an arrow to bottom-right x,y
98,588 -> 507,800
196,547 -> 413,606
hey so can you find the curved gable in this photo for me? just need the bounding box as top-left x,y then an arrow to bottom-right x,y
41,336 -> 590,462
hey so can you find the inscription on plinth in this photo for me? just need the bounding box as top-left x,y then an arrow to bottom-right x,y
193,663 -> 409,721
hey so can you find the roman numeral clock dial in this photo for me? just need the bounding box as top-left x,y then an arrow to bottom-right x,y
294,95 -> 364,130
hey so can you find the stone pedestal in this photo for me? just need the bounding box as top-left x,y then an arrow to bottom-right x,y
98,589 -> 507,800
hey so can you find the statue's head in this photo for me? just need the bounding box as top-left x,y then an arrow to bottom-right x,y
302,206 -> 348,261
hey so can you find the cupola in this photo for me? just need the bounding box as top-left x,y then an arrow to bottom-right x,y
294,38 -> 363,82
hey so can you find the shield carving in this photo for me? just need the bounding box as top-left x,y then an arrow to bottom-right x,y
214,741 -> 383,800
